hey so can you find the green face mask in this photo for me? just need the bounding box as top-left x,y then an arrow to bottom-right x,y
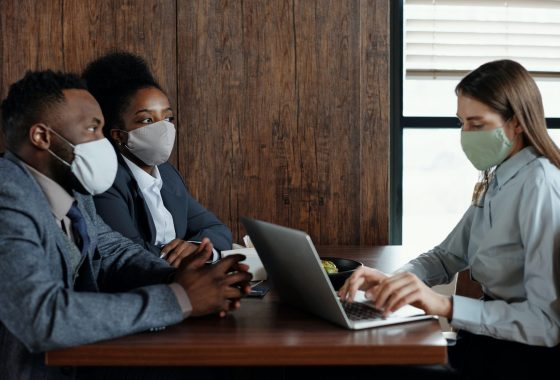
460,127 -> 513,170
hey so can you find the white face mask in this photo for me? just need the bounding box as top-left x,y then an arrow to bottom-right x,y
123,120 -> 176,166
44,127 -> 118,195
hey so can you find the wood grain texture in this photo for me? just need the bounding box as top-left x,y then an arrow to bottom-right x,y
177,0 -> 247,238
1,0 -> 391,245
177,0 -> 391,245
0,0 -> 64,151
360,0 -> 390,244
294,0 -> 362,245
47,315 -> 444,366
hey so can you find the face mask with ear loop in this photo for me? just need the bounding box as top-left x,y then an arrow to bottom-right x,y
117,120 -> 176,166
42,126 -> 118,195
460,127 -> 514,171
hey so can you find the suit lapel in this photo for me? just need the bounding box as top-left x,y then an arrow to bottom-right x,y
4,152 -> 78,286
160,179 -> 184,237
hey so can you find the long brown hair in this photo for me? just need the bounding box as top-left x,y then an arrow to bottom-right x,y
456,59 -> 560,169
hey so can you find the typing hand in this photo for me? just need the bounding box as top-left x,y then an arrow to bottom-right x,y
338,266 -> 389,303
362,271 -> 453,318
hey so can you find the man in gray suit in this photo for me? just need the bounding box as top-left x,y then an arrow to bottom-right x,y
0,70 -> 251,380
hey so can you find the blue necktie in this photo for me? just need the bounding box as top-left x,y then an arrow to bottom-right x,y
66,203 -> 90,256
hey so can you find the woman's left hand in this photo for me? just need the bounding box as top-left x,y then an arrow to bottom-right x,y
368,272 -> 453,318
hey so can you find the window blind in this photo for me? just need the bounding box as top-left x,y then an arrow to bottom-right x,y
405,0 -> 560,75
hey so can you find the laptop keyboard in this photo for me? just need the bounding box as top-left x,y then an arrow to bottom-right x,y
341,300 -> 385,321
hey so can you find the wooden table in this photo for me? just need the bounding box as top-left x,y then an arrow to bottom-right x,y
46,246 -> 447,367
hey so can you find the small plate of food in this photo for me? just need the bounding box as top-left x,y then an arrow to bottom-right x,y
320,257 -> 363,290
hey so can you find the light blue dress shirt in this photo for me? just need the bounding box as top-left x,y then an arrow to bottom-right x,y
399,146 -> 560,347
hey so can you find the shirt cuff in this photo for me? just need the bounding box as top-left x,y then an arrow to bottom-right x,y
211,248 -> 220,263
449,295 -> 484,333
186,240 -> 220,263
168,283 -> 192,319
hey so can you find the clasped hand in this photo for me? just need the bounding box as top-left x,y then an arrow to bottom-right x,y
173,238 -> 252,318
160,238 -> 209,268
338,267 -> 452,319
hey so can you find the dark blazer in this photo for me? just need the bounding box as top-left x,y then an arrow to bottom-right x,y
0,152 -> 183,380
94,155 -> 232,255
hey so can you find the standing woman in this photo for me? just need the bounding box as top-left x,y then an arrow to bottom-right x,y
340,60 -> 560,377
82,52 -> 232,267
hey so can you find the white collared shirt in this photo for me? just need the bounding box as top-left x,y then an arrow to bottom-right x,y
122,155 -> 176,246
399,147 -> 560,347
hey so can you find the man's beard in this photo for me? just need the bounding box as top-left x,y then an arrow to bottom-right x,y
68,172 -> 89,195
50,159 -> 90,194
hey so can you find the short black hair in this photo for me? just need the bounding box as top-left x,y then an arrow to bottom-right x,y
82,51 -> 162,137
1,70 -> 87,149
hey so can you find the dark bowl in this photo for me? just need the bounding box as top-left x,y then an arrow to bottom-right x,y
320,256 -> 363,290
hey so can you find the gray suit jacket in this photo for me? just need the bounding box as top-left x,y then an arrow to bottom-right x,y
0,152 -> 184,380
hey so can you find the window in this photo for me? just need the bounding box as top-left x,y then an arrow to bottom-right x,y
404,0 -> 560,118
392,0 -> 560,248
405,0 -> 560,74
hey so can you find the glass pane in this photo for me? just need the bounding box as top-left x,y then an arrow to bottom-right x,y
402,128 -> 478,251
403,0 -> 560,118
548,129 -> 560,145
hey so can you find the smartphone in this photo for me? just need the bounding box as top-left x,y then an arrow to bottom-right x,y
248,281 -> 270,298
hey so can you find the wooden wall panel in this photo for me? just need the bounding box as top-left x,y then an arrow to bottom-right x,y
0,0 -> 63,152
1,0 -> 391,245
294,0 -> 362,245
178,0 -> 390,244
239,0 -> 298,236
360,0 -> 390,244
177,0 -> 246,239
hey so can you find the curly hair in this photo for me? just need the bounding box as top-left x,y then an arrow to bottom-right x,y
81,51 -> 162,137
0,70 -> 86,150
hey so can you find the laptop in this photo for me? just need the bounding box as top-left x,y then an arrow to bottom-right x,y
241,217 -> 435,330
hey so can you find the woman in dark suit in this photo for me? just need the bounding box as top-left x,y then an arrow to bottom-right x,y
82,52 -> 232,267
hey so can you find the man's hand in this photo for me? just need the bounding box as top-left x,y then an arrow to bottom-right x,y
173,238 -> 252,317
160,239 -> 210,268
